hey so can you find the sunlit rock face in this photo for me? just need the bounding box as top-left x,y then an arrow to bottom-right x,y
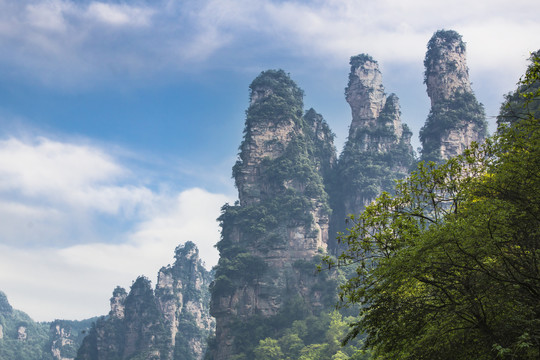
420,30 -> 487,162
76,242 -> 212,360
50,321 -> 78,360
330,54 -> 414,241
210,70 -> 337,360
155,242 -> 214,360
424,31 -> 472,105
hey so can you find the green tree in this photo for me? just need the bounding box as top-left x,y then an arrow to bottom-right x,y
253,338 -> 284,360
326,53 -> 540,359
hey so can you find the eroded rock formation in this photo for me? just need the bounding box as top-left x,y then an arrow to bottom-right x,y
209,70 -> 338,359
76,242 -> 212,360
331,54 -> 414,237
420,30 -> 487,162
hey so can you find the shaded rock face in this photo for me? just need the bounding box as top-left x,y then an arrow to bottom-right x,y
122,278 -> 167,359
331,55 -> 414,238
420,30 -> 487,162
109,287 -> 127,320
76,242 -> 212,360
210,70 -> 337,359
76,278 -> 168,360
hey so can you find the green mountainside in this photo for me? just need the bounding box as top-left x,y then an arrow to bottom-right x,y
0,291 -> 94,360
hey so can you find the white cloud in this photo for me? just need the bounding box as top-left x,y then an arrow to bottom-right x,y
25,0 -> 70,32
0,137 -> 123,193
0,137 -> 158,218
0,187 -> 230,321
0,135 -> 233,321
85,2 -> 154,27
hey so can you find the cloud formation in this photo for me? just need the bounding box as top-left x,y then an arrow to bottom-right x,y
0,0 -> 537,88
0,135 -> 232,321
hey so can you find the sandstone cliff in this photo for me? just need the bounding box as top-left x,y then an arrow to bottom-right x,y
420,30 -> 487,162
76,241 -> 212,360
209,70 -> 338,359
155,242 -> 213,360
331,54 -> 414,239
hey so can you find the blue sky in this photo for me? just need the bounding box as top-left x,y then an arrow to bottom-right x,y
0,0 -> 538,322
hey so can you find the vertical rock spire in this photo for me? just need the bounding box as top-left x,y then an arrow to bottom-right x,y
210,70 -> 337,359
331,54 -> 414,242
420,30 -> 487,162
346,54 -> 387,133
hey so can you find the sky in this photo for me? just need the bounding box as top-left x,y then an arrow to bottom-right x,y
0,0 -> 538,322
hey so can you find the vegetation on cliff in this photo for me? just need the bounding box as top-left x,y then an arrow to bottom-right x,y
336,116 -> 414,202
420,91 -> 487,162
498,50 -> 540,126
325,54 -> 540,359
0,291 -> 94,360
77,276 -> 170,360
209,70 -> 339,359
0,292 -> 51,360
423,29 -> 465,82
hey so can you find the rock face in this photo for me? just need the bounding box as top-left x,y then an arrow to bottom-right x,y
420,30 -> 487,162
331,54 -> 414,237
76,242 -> 213,360
155,242 -> 214,360
49,320 -> 92,360
209,70 -> 337,359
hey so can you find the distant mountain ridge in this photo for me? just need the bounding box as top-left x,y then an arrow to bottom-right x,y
0,291 -> 95,360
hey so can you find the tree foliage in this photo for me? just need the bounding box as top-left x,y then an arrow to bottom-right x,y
498,51 -> 540,126
248,310 -> 371,360
326,54 -> 540,359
